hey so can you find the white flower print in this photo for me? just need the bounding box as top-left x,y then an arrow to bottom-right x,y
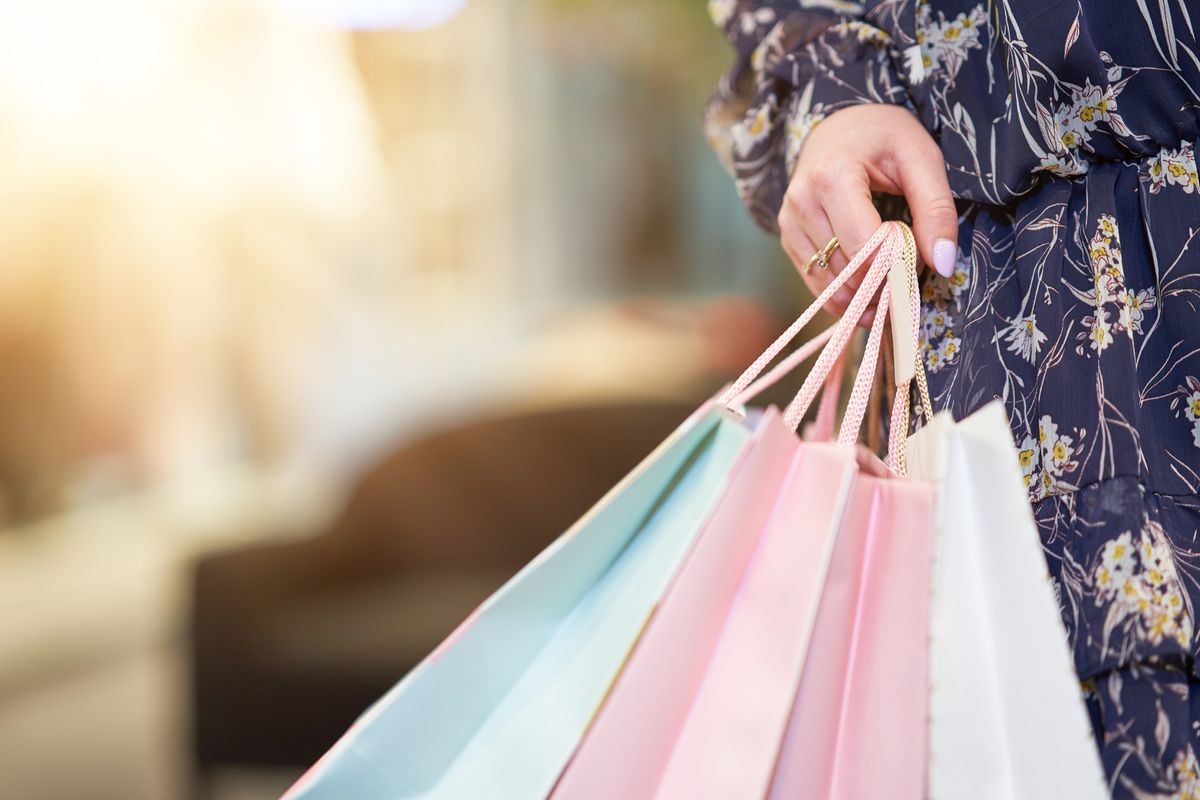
1032,414 -> 1080,498
1051,98 -> 1091,151
707,0 -> 736,27
937,334 -> 961,364
924,344 -> 944,372
1184,386 -> 1200,424
1118,287 -> 1156,335
1084,309 -> 1113,354
1099,531 -> 1137,591
1017,434 -> 1040,489
1040,415 -> 1075,472
1167,746 -> 1200,798
1036,80 -> 1131,178
845,20 -> 890,47
1072,79 -> 1132,138
1002,313 -> 1048,363
784,93 -> 828,176
1147,141 -> 1199,194
914,2 -> 988,82
947,251 -> 970,299
1038,150 -> 1089,178
732,95 -> 777,156
1172,378 -> 1200,451
918,253 -> 968,374
923,306 -> 951,340
1093,520 -> 1193,650
1074,214 -> 1155,355
903,44 -> 928,84
737,6 -> 776,35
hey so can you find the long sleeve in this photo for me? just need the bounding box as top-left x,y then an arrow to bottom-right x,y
704,1 -> 916,233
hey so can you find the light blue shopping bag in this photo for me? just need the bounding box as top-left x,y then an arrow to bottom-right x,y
283,401 -> 751,800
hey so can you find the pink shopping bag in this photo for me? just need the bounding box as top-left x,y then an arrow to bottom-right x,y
769,472 -> 934,799
549,402 -> 825,799
555,221 -> 935,800
769,221 -> 935,800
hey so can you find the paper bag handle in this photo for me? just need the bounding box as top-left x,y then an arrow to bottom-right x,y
718,221 -> 932,474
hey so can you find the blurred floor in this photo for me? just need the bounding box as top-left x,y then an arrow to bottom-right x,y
0,465 -> 334,800
0,645 -> 297,800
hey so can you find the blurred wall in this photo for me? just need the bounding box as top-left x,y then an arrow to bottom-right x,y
0,0 -> 793,524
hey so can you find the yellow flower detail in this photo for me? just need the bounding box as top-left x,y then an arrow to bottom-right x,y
944,25 -> 961,39
748,112 -> 767,136
1079,106 -> 1095,123
1190,397 -> 1200,418
1052,441 -> 1068,460
1018,448 -> 1035,468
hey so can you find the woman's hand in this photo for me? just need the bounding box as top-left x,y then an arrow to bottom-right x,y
778,104 -> 958,324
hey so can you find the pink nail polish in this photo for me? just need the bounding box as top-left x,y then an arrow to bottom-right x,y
933,238 -> 957,278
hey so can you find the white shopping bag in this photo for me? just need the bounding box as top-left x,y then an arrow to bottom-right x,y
908,401 -> 1109,800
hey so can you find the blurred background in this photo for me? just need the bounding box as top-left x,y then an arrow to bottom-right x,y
0,1 -> 806,797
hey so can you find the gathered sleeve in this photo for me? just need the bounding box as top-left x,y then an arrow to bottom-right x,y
704,1 -> 917,233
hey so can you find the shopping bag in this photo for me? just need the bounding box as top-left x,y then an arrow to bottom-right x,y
551,409 -> 856,799
549,320 -> 854,799
555,221 -> 935,800
765,222 -> 935,800
282,400 -> 753,800
908,402 -> 1109,800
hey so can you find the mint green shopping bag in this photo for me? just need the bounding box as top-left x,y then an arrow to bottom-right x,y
283,401 -> 751,800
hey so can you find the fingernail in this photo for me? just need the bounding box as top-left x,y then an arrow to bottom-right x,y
860,308 -> 876,329
933,238 -> 956,278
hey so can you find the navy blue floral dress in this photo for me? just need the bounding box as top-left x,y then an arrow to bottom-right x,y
706,1 -> 1200,796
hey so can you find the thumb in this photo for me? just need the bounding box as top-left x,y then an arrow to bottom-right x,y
894,144 -> 959,277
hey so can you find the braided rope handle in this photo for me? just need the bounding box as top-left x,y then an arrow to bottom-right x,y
719,221 -> 932,475
782,227 -> 901,433
717,223 -> 896,409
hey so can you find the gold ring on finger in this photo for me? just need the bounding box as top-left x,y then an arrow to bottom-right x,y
804,236 -> 840,273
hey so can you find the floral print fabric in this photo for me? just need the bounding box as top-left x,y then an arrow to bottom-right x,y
707,1 -> 1200,797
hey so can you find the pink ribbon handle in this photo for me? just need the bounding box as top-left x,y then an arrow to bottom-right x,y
787,222 -> 925,473
719,221 -> 926,473
717,222 -> 895,409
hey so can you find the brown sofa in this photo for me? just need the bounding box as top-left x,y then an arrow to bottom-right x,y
187,401 -> 704,787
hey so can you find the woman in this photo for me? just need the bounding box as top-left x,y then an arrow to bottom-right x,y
705,1 -> 1200,796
